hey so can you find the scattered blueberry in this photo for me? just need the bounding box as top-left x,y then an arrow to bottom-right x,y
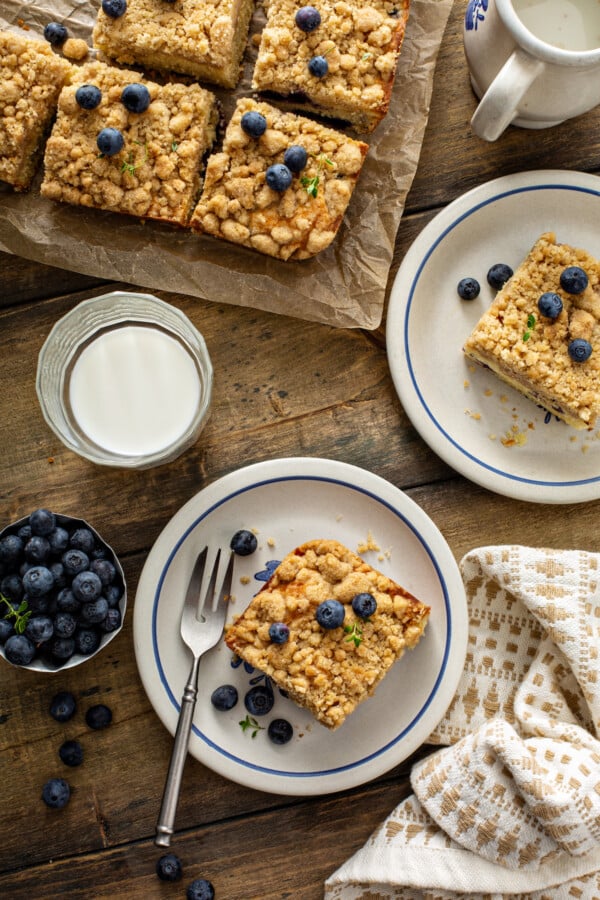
283,145 -> 308,174
240,111 -> 267,138
457,277 -> 480,300
211,684 -> 238,711
22,565 -> 54,598
268,622 -> 289,644
315,599 -> 345,629
96,127 -> 125,157
59,739 -> 83,767
101,0 -> 127,18
295,5 -> 322,31
268,718 -> 293,745
85,703 -> 112,730
537,292 -> 563,319
75,85 -> 102,110
568,339 -> 592,362
560,266 -> 588,294
156,853 -> 183,882
351,592 -> 377,618
25,615 -> 54,644
266,163 -> 292,192
72,570 -> 103,603
230,529 -> 257,556
30,509 -> 56,537
42,777 -> 71,810
308,55 -> 329,77
4,634 -> 35,666
75,627 -> 101,655
186,878 -> 215,900
50,690 -> 77,722
244,685 -> 274,716
62,549 -> 90,577
487,263 -> 513,291
43,22 -> 68,46
121,82 -> 151,113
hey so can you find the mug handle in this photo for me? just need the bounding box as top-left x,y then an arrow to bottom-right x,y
471,48 -> 545,141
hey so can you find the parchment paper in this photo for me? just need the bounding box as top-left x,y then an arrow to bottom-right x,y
0,0 -> 453,329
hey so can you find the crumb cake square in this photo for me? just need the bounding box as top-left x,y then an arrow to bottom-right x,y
0,30 -> 72,191
252,0 -> 410,133
41,61 -> 218,227
225,539 -> 430,730
93,0 -> 255,89
464,232 -> 600,430
189,97 -> 368,260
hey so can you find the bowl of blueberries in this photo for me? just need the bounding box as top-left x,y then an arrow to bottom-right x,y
0,508 -> 126,671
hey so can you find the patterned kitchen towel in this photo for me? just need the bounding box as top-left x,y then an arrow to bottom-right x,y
325,546 -> 600,898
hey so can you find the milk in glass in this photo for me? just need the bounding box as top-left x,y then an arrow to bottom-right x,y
512,0 -> 600,51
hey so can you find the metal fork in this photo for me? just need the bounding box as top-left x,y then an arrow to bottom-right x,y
155,545 -> 234,848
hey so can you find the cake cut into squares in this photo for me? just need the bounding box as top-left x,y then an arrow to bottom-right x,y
0,29 -> 72,191
252,0 -> 410,133
41,61 -> 218,227
93,0 -> 255,89
225,539 -> 430,730
190,97 -> 368,260
464,232 -> 600,430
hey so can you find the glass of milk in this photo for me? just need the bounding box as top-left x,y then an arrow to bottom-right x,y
36,292 -> 213,468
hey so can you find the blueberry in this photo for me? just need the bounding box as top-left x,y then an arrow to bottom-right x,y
560,266 -> 588,294
351,592 -> 377,618
69,528 -> 96,555
240,111 -> 267,138
186,878 -> 215,900
99,607 -> 122,633
104,584 -> 123,608
101,0 -> 127,17
268,622 -> 289,644
295,6 -> 322,31
43,22 -> 68,46
121,82 -> 151,113
59,739 -> 83,767
487,263 -> 513,291
230,529 -> 257,556
244,685 -> 274,716
49,562 -> 67,589
0,618 -> 15,642
156,853 -> 182,882
50,690 -> 77,722
308,55 -> 329,77
4,634 -> 36,666
266,163 -> 292,192
537,291 -> 563,319
24,536 -> 51,564
283,144 -> 308,174
568,339 -> 592,362
315,599 -> 345,629
22,565 -> 54,598
54,611 -> 77,639
72,570 -> 103,603
211,684 -> 238,711
0,534 -> 23,566
75,627 -> 101,655
17,524 -> 32,542
56,588 -> 81,613
1,573 -> 23,602
62,549 -> 89,576
25,615 -> 54,644
80,597 -> 109,625
97,127 -> 125,157
85,703 -> 112,729
27,593 -> 50,615
50,637 -> 76,661
457,277 -> 480,300
75,85 -> 102,110
30,509 -> 56,537
42,777 -> 70,809
90,558 -> 116,586
268,718 -> 293,745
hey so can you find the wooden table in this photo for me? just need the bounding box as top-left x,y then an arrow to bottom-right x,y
2,3 -> 600,897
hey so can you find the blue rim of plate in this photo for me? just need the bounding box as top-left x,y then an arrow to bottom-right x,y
151,473 -> 453,781
392,173 -> 600,500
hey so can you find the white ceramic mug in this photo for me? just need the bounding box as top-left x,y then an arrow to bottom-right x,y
463,0 -> 600,141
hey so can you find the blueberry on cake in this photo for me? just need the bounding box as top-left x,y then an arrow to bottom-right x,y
464,232 -> 600,430
252,0 -> 410,133
190,97 -> 368,259
41,60 -> 218,226
225,538 -> 430,729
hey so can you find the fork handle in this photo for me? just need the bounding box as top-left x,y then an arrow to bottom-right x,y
155,654 -> 201,847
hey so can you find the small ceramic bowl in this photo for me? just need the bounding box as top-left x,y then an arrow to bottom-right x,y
36,291 -> 213,469
0,509 -> 127,672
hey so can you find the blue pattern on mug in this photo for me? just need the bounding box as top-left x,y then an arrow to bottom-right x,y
465,0 -> 488,30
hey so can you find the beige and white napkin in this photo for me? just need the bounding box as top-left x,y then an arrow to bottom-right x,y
325,546 -> 600,898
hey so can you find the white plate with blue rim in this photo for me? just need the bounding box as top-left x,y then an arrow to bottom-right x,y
386,170 -> 600,504
133,457 -> 467,796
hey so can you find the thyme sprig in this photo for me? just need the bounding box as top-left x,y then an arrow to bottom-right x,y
344,621 -> 363,647
523,313 -> 536,342
0,593 -> 31,635
301,153 -> 334,199
239,714 -> 264,738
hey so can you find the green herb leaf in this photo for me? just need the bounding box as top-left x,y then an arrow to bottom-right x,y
239,714 -> 264,738
344,621 -> 363,647
523,313 -> 536,342
171,141 -> 178,152
301,175 -> 319,198
0,593 -> 31,635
